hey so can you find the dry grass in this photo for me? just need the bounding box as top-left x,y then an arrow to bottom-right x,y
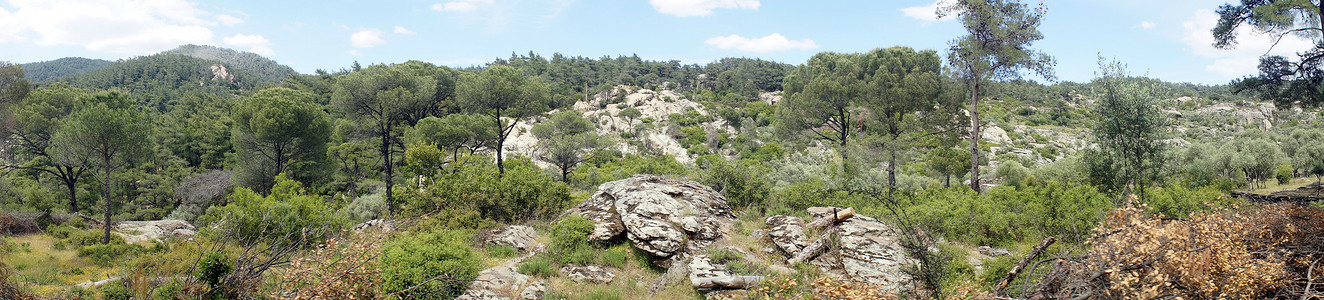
2,234 -> 120,296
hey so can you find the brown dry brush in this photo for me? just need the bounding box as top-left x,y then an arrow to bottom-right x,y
271,230 -> 387,300
1030,203 -> 1324,299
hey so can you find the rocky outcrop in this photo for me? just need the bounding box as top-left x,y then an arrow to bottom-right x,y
764,207 -> 914,291
455,265 -> 545,300
765,215 -> 809,255
982,125 -> 1011,145
560,265 -> 616,284
457,239 -> 547,300
478,225 -> 539,253
565,175 -> 734,264
115,220 -> 196,243
351,219 -> 394,232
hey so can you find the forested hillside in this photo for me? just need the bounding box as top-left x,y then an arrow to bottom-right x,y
1,9 -> 1323,297
20,58 -> 114,83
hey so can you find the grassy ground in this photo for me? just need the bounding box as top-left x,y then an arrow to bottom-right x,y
1242,177 -> 1319,194
2,234 -> 119,296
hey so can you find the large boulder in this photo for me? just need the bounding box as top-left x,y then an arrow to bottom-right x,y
560,265 -> 616,284
478,225 -> 539,253
764,215 -> 809,255
564,175 -> 734,263
116,220 -> 196,243
805,207 -> 914,290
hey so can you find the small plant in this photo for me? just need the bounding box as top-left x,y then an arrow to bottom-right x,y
485,245 -> 519,259
517,254 -> 557,277
195,251 -> 233,288
600,245 -> 629,268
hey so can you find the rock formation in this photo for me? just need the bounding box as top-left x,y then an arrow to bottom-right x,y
564,175 -> 734,264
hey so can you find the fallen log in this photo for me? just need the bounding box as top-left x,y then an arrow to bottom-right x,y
691,275 -> 765,290
76,212 -> 104,227
996,236 -> 1057,295
805,207 -> 855,230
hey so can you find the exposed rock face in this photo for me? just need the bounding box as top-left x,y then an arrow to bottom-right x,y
759,91 -> 782,105
765,215 -> 809,255
979,246 -> 1012,257
116,220 -> 196,243
687,254 -> 729,285
457,240 -> 547,300
560,265 -> 616,284
764,208 -> 913,290
351,219 -> 394,232
478,225 -> 539,253
565,175 -> 734,263
455,265 -> 545,300
982,125 -> 1011,145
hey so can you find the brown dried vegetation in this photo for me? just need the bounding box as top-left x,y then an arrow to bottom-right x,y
1037,203 -> 1324,299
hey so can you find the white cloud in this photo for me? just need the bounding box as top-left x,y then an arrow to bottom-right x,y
0,0 -> 223,54
650,0 -> 759,17
1181,9 -> 1314,78
351,29 -> 386,48
1138,21 -> 1156,29
217,14 -> 243,26
705,33 -> 819,53
900,0 -> 956,22
431,0 -> 494,12
393,26 -> 416,34
222,33 -> 273,56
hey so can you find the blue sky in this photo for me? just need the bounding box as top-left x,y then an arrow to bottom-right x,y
0,0 -> 1314,85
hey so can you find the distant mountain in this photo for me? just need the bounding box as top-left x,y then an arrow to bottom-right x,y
65,53 -> 264,112
161,44 -> 297,84
21,57 -> 115,82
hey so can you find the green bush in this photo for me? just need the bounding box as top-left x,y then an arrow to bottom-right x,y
194,251 -> 232,287
46,224 -> 78,239
381,228 -> 480,299
1277,163 -> 1294,185
195,174 -> 346,247
78,243 -> 145,266
1147,185 -> 1239,219
550,215 -> 594,253
600,245 -> 629,268
97,280 -> 132,300
65,229 -> 124,248
402,155 -> 571,222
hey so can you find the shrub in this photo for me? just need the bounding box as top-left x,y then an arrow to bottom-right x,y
195,174 -> 346,247
340,188 -> 385,223
194,251 -> 232,288
97,280 -> 132,300
46,224 -> 78,239
403,155 -> 571,223
380,229 -> 480,299
600,245 -> 629,268
550,215 -> 594,253
1277,163 -> 1294,185
65,229 -> 125,248
79,243 -> 146,266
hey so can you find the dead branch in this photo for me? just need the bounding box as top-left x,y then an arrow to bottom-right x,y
997,236 -> 1057,295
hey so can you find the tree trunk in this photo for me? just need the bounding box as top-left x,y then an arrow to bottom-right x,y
944,174 -> 951,188
496,110 -> 507,177
66,179 -> 79,213
382,129 -> 395,215
969,81 -> 982,193
888,148 -> 897,198
102,168 -> 112,245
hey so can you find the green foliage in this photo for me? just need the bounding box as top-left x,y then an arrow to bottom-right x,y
904,181 -> 1111,246
570,154 -> 687,188
64,54 -> 260,111
162,44 -> 297,83
408,114 -> 496,161
96,280 -> 132,300
533,111 -> 609,181
78,243 -> 146,267
697,156 -> 771,212
20,57 -> 114,82
517,254 -> 557,277
550,215 -> 594,253
1212,1 -> 1324,107
457,64 -> 552,175
995,160 -> 1029,188
1092,58 -> 1167,201
402,155 -> 571,222
380,228 -> 480,299
196,175 -> 346,247
46,224 -> 78,239
1146,185 -> 1239,219
927,147 -> 972,187
195,251 -> 232,287
1277,163 -> 1294,185
231,87 -> 332,191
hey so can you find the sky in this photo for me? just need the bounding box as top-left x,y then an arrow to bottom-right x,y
0,0 -> 1315,85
